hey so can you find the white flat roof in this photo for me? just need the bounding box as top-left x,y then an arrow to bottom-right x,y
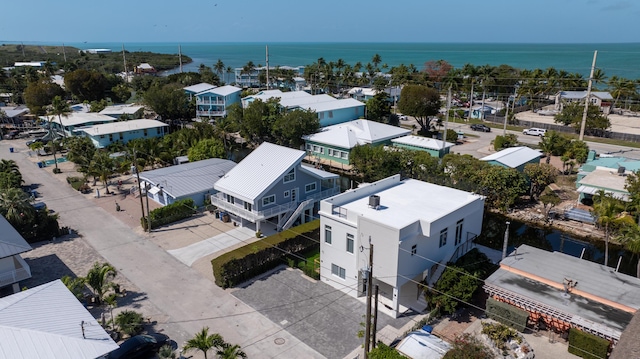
578,168 -> 628,194
336,177 -> 483,229
392,135 -> 454,150
79,119 -> 167,136
41,112 -> 116,127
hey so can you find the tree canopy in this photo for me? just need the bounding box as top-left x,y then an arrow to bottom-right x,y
397,85 -> 441,134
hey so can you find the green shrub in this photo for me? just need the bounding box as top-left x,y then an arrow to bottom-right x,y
212,220 -> 319,288
481,322 -> 521,350
115,310 -> 144,336
141,198 -> 195,229
493,133 -> 518,150
568,328 -> 610,359
67,176 -> 85,191
485,298 -> 529,332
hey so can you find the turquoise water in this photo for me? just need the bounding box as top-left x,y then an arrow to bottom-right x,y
62,42 -> 640,79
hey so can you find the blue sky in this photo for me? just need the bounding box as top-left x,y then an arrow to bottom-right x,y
1,0 -> 638,43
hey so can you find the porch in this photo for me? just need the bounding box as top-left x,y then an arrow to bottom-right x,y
0,255 -> 32,290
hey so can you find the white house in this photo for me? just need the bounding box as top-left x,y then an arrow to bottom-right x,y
0,279 -> 119,358
0,216 -> 32,295
319,175 -> 485,317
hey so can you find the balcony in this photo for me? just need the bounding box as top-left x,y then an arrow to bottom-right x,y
196,99 -> 225,105
0,256 -> 32,288
196,110 -> 226,117
210,193 -> 298,222
306,186 -> 340,202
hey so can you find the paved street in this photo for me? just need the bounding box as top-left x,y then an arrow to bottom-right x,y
1,140 -> 324,359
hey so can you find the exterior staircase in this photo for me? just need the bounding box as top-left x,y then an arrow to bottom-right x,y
279,199 -> 314,231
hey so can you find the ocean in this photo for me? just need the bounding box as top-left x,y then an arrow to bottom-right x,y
61,42 -> 640,79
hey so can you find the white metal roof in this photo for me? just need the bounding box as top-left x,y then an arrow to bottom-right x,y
347,87 -> 378,96
2,108 -> 29,118
214,142 -> 305,202
0,280 -> 119,359
396,330 -> 451,359
279,94 -> 335,109
0,216 -> 31,259
198,85 -> 242,96
304,120 -> 411,149
183,82 -> 217,93
137,63 -> 154,69
41,112 -> 116,127
480,146 -> 542,168
299,164 -> 339,179
139,158 -> 237,199
391,135 -> 455,150
244,90 -> 311,103
79,119 -> 167,136
299,98 -> 364,112
98,104 -> 144,116
559,91 -> 614,100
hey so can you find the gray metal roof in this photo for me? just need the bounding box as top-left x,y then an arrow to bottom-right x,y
303,120 -> 411,149
214,142 -> 305,202
183,82 -> 216,94
79,119 -> 167,136
139,158 -> 236,199
0,279 -> 118,358
300,164 -> 339,179
486,245 -> 640,335
0,216 -> 31,259
480,146 -> 542,168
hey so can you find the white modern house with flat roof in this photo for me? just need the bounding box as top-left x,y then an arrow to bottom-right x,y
0,216 -> 32,295
78,119 -> 168,148
139,158 -> 237,207
0,279 -> 119,358
319,175 -> 485,317
211,142 -> 340,233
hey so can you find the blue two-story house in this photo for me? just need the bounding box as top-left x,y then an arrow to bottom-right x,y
195,85 -> 242,120
78,119 -> 168,148
211,142 -> 340,233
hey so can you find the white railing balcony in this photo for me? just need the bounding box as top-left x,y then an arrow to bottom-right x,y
0,257 -> 32,288
210,193 -> 298,222
196,110 -> 226,117
196,99 -> 225,105
306,186 -> 340,202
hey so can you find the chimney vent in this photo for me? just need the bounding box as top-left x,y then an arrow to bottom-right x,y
369,195 -> 380,209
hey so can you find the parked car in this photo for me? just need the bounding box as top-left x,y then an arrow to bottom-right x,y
523,128 -> 546,136
398,114 -> 408,121
107,333 -> 169,359
26,137 -> 47,146
3,130 -> 20,140
470,124 -> 491,132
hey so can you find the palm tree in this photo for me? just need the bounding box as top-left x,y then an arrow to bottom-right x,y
104,293 -> 118,328
50,95 -> 70,138
217,343 -> 247,359
85,262 -> 117,305
0,187 -> 35,225
617,223 -> 640,278
214,59 -> 225,83
226,66 -> 234,85
90,151 -> 115,194
371,53 -> 382,71
183,327 -> 225,359
592,191 -> 625,267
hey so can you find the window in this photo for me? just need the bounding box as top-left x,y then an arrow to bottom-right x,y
262,195 -> 275,206
341,152 -> 348,159
284,168 -> 295,183
439,228 -> 448,247
328,110 -> 333,118
226,194 -> 235,204
306,143 -> 312,151
325,225 -> 332,244
319,112 -> 324,120
455,219 -> 464,246
143,129 -> 148,136
244,202 -> 252,211
305,182 -> 317,193
411,244 -> 417,256
331,264 -> 346,279
119,132 -> 124,140
327,149 -> 333,156
346,234 -> 354,253
284,190 -> 290,198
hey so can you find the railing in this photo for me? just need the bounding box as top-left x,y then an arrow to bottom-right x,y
0,266 -> 31,288
196,110 -> 226,117
332,206 -> 348,219
449,232 -> 478,264
306,186 -> 340,202
280,199 -> 315,231
210,193 -> 298,222
196,99 -> 225,105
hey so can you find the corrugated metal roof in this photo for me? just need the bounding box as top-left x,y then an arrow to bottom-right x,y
480,146 -> 541,168
214,142 -> 304,202
79,119 -> 167,136
98,104 -> 144,116
300,98 -> 364,112
279,94 -> 335,109
139,158 -> 236,199
199,85 -> 241,96
183,82 -> 216,93
300,164 -> 339,179
41,112 -> 115,127
391,135 -> 454,150
0,216 -> 31,258
559,91 -> 614,100
0,280 -> 119,359
303,120 -> 411,149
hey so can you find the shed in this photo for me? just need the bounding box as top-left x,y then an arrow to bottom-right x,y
481,146 -> 542,172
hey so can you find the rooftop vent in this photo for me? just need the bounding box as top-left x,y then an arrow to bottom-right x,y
618,166 -> 626,176
369,195 -> 380,209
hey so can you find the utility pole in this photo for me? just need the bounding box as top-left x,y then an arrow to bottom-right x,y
579,51 -> 598,141
503,88 -> 515,136
364,242 -> 374,358
372,284 -> 379,348
178,44 -> 183,73
62,43 -> 67,62
133,149 -> 147,231
265,45 -> 269,90
502,221 -> 510,260
467,79 -> 474,122
122,44 -> 128,83
442,86 -> 451,151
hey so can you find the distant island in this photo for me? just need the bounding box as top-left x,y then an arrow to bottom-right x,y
0,44 -> 191,73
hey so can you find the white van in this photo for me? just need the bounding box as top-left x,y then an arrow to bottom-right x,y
523,128 -> 546,136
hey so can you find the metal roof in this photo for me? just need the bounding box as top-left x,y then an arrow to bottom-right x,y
98,104 -> 144,116
391,135 -> 455,150
0,279 -> 119,359
183,82 -> 216,94
41,112 -> 115,127
198,85 -> 242,96
214,142 -> 305,202
139,158 -> 237,199
2,108 -> 29,118
559,91 -> 614,100
480,146 -> 542,168
298,98 -> 364,112
279,94 -> 335,109
577,168 -> 628,198
303,120 -> 411,149
79,119 -> 167,136
299,164 -> 339,179
396,330 -> 451,359
0,216 -> 32,259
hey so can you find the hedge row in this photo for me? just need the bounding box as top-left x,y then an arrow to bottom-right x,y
568,328 -> 610,359
485,297 -> 529,332
212,220 -> 320,288
141,198 -> 195,230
